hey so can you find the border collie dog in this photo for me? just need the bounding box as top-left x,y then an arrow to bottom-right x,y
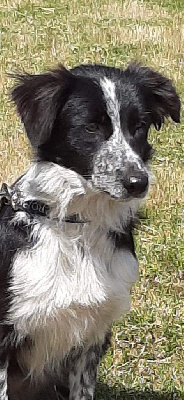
0,63 -> 180,400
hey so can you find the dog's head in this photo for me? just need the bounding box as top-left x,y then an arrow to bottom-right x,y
11,63 -> 180,201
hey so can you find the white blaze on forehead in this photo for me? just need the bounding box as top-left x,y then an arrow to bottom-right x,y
99,77 -> 144,170
100,77 -> 122,141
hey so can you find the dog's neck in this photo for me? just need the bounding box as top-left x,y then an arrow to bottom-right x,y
66,192 -> 139,231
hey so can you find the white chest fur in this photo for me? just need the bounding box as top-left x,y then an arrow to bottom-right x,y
9,218 -> 138,374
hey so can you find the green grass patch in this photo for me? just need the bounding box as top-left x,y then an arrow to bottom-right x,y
145,0 -> 184,11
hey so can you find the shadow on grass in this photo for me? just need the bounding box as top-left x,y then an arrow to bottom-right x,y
96,383 -> 181,400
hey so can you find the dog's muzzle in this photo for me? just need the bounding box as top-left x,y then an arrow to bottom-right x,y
92,141 -> 149,200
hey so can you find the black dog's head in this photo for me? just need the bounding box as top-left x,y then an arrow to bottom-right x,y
11,63 -> 180,200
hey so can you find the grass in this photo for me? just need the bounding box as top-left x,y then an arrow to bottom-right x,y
145,0 -> 184,11
0,0 -> 184,398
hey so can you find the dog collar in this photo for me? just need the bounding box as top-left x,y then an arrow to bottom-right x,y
0,183 -> 49,217
0,182 -> 88,223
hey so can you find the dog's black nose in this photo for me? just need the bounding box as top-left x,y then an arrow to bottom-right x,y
123,174 -> 148,196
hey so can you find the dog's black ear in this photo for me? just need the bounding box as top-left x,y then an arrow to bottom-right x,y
11,66 -> 74,147
125,62 -> 181,130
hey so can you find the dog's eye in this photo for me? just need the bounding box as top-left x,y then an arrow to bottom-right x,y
85,123 -> 99,133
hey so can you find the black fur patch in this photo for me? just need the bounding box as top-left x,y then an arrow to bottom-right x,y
0,206 -> 31,321
109,220 -> 137,257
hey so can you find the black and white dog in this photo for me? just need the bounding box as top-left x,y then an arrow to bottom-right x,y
0,63 -> 180,400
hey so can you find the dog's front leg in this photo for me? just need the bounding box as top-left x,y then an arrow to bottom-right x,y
69,332 -> 111,400
69,347 -> 97,400
0,359 -> 8,400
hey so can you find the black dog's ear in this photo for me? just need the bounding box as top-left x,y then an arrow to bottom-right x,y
125,62 -> 181,130
11,66 -> 74,148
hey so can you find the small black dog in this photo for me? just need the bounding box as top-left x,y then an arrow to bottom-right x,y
0,63 -> 180,400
